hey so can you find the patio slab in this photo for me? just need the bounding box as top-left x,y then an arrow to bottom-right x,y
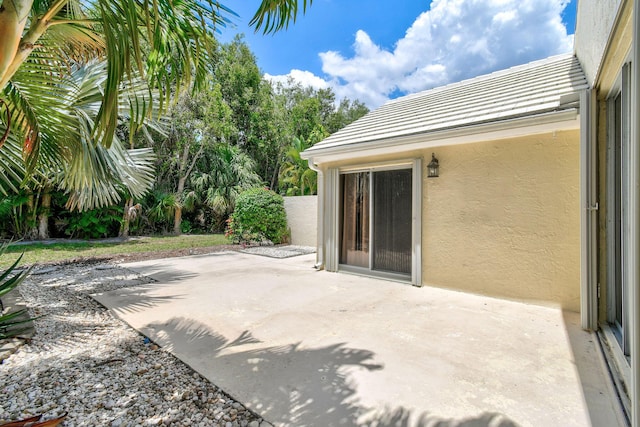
93,251 -> 625,427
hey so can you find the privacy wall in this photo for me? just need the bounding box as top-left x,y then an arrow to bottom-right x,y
283,196 -> 317,247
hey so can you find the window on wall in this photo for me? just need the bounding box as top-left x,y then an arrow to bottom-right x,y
339,167 -> 413,277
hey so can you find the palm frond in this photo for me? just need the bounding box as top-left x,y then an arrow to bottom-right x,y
5,58 -> 158,211
61,136 -> 156,211
6,51 -> 79,173
250,0 -> 313,34
91,0 -> 231,146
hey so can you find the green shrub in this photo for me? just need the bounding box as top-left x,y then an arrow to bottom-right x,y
180,219 -> 193,234
65,206 -> 123,239
226,188 -> 288,244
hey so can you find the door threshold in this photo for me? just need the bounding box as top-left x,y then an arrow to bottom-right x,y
338,264 -> 412,284
598,324 -> 631,424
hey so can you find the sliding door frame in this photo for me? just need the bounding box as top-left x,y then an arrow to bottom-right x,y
329,158 -> 422,285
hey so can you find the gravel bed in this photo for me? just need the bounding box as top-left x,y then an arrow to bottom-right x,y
0,261 -> 271,427
240,245 -> 315,259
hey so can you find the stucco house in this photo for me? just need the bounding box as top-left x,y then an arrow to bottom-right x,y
302,1 -> 640,425
302,53 -> 586,310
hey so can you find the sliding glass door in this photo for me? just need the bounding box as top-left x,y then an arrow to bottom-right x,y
339,167 -> 413,277
608,80 -> 630,356
340,172 -> 370,268
372,169 -> 412,274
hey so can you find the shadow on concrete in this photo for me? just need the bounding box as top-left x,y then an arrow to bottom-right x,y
101,285 -> 185,315
371,408 -> 519,426
118,263 -> 198,284
144,316 -> 520,427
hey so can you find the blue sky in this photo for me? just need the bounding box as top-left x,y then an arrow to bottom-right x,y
219,0 -> 577,108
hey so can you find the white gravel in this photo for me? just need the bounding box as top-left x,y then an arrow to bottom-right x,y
240,246 -> 315,259
0,262 -> 271,427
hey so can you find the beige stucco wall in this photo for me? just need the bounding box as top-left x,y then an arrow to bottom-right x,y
320,130 -> 581,310
283,196 -> 317,247
422,131 -> 581,311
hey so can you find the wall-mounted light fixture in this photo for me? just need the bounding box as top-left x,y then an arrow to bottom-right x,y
427,153 -> 439,178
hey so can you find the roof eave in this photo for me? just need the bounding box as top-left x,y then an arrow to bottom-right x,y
302,108 -> 580,165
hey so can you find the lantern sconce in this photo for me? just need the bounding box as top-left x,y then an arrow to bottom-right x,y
427,153 -> 439,178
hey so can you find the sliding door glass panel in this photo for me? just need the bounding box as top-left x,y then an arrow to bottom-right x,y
614,92 -> 623,335
372,169 -> 412,274
340,172 -> 370,268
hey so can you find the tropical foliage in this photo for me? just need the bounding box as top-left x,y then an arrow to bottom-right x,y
144,36 -> 368,235
279,137 -> 318,196
0,0 -> 312,205
0,18 -> 368,239
226,188 -> 288,244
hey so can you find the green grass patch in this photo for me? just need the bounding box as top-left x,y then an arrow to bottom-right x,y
0,234 -> 230,268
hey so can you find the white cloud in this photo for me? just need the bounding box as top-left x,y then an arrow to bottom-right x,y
264,69 -> 329,91
266,0 -> 574,109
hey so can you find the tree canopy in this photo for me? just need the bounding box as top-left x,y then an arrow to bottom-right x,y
0,0 -> 371,239
0,0 -> 312,206
0,32 -> 368,241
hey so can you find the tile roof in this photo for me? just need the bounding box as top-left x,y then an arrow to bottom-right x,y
303,54 -> 588,156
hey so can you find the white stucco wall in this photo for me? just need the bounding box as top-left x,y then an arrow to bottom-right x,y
283,196 -> 317,247
575,0 -> 623,85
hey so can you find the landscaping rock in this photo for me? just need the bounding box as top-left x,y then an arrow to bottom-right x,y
0,262 -> 268,426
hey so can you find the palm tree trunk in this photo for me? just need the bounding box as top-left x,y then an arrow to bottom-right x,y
38,189 -> 51,239
0,0 -> 30,88
120,198 -> 133,237
173,176 -> 187,234
174,140 -> 203,234
173,206 -> 182,235
25,192 -> 37,239
0,0 -> 68,90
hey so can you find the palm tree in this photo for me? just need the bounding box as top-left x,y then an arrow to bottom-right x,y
2,60 -> 157,215
279,136 -> 318,196
0,59 -> 158,242
0,0 -> 312,209
197,143 -> 262,217
188,143 -> 262,231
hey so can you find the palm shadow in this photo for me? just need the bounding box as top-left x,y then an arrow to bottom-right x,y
115,262 -> 198,284
19,263 -> 185,353
370,407 -> 519,426
144,317 -> 520,427
93,284 -> 185,315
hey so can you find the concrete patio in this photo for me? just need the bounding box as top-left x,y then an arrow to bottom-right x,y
93,251 -> 625,427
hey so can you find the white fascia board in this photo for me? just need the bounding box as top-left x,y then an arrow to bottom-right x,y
303,109 -> 579,165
